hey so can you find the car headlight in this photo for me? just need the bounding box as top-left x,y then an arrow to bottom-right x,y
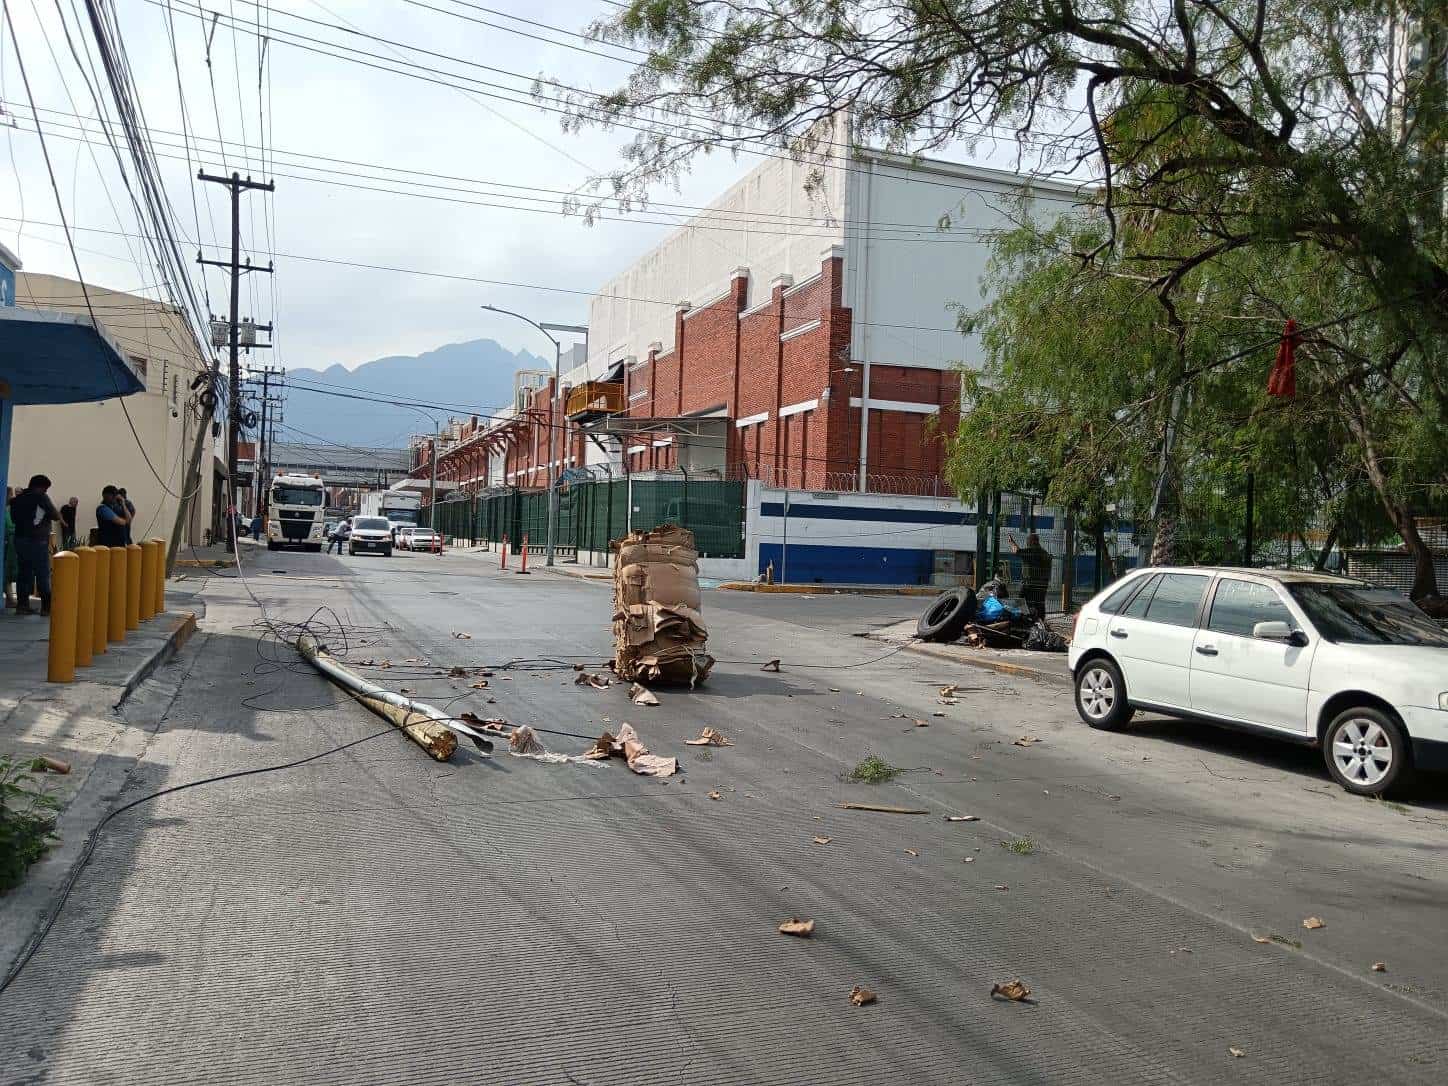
1439,692 -> 1448,711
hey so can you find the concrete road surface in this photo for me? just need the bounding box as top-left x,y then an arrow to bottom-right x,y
3,548 -> 1445,1085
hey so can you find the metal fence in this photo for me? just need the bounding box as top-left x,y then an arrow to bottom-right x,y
423,475 -> 746,560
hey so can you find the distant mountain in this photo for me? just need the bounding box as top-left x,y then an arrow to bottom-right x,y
280,339 -> 549,448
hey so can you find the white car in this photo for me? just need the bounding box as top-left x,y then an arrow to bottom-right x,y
1068,567 -> 1448,795
403,527 -> 442,553
348,516 -> 393,557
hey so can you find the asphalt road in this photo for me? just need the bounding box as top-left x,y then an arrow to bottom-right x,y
3,547 -> 1446,1085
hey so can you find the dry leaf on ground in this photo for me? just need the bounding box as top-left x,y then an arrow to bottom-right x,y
574,672 -> 611,689
760,659 -> 781,672
938,698 -> 959,706
451,631 -> 472,640
812,835 -> 832,845
1229,1047 -> 1245,1058
913,719 -> 930,727
1250,933 -> 1272,944
939,684 -> 958,698
707,790 -> 722,801
1303,916 -> 1326,930
778,918 -> 815,938
932,711 -> 946,717
990,980 -> 1032,1002
849,986 -> 877,1007
629,683 -> 660,706
1372,962 -> 1387,972
469,680 -> 490,689
945,815 -> 980,822
685,727 -> 732,747
963,857 -> 974,863
904,848 -> 919,857
994,884 -> 1009,891
1014,735 -> 1044,747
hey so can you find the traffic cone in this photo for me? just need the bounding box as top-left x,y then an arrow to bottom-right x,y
517,533 -> 530,574
501,535 -> 509,570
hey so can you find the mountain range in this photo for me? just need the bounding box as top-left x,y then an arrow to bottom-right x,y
279,338 -> 549,449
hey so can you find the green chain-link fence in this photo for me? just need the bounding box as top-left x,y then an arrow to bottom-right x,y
422,476 -> 745,560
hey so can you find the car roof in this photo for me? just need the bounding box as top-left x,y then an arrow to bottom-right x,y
1122,565 -> 1373,587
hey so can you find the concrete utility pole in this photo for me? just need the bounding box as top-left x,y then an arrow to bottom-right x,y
480,305 -> 587,566
243,365 -> 285,516
197,171 -> 274,551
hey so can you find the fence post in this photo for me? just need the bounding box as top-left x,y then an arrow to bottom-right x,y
1094,515 -> 1107,591
974,489 -> 989,588
1061,509 -> 1076,613
989,490 -> 1002,580
1243,471 -> 1255,567
781,487 -> 790,584
681,466 -> 690,533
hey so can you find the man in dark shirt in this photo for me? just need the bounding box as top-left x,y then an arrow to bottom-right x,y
8,474 -> 60,615
96,485 -> 131,548
59,497 -> 79,549
1009,531 -> 1053,618
118,487 -> 136,543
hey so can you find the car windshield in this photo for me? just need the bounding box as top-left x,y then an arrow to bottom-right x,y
386,509 -> 419,524
1288,584 -> 1448,647
355,517 -> 390,531
272,485 -> 323,506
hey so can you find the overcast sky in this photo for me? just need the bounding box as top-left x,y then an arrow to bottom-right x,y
1,0 -> 1036,372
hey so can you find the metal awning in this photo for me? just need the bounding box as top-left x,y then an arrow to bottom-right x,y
0,306 -> 145,404
600,416 -> 729,439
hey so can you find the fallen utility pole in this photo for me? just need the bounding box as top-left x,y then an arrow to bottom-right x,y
296,634 -> 491,760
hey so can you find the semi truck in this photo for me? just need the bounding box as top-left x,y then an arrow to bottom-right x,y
361,487 -> 422,537
266,472 -> 327,552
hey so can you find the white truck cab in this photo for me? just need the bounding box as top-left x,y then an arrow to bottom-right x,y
266,472 -> 327,552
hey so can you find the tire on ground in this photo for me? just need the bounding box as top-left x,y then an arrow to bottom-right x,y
916,588 -> 977,642
1073,656 -> 1135,731
1322,704 -> 1412,797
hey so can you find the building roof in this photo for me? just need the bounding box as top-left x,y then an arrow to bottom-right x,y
0,306 -> 144,405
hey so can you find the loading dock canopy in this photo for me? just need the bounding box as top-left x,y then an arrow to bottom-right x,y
0,306 -> 144,404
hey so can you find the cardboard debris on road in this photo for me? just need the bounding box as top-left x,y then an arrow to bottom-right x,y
574,671 -> 612,689
509,726 -> 545,755
451,631 -> 472,640
1014,735 -> 1044,747
1250,933 -> 1272,944
760,659 -> 781,672
684,727 -> 732,747
585,722 -> 678,777
469,679 -> 490,689
1229,1047 -> 1246,1059
939,684 -> 959,698
990,979 -> 1032,1002
1303,916 -> 1326,930
849,986 -> 877,1007
836,803 -> 929,815
629,683 -> 661,706
612,525 -> 716,685
812,835 -> 832,845
1372,962 -> 1387,972
778,918 -> 815,938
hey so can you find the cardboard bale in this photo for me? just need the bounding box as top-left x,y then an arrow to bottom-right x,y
612,525 -> 715,684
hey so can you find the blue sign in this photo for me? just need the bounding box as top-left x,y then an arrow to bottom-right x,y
0,264 -> 13,307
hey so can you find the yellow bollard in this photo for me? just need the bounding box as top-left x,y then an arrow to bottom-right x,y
125,543 -> 142,630
138,540 -> 157,622
74,547 -> 96,667
47,552 -> 79,683
108,545 -> 127,643
92,546 -> 110,655
151,538 -> 166,615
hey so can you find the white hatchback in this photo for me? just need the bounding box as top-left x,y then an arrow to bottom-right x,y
1068,567 -> 1448,795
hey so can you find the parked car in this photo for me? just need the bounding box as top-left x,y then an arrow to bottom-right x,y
348,516 -> 393,557
1068,567 -> 1448,796
405,527 -> 443,553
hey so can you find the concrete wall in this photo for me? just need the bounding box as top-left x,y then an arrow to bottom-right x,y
8,273 -> 215,546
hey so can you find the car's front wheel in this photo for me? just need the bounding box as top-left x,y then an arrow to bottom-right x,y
1323,706 -> 1412,796
1074,657 -> 1135,731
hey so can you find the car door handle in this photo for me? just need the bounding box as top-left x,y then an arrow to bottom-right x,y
1109,629 -> 1128,639
1195,645 -> 1218,656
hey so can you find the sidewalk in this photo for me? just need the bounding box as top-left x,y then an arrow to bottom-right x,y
864,616 -> 1072,684
171,538 -> 261,568
0,583 -> 203,977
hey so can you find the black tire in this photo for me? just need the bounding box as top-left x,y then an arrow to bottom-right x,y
383,546 -> 393,558
1073,656 -> 1135,731
916,588 -> 977,642
266,541 -> 277,552
1322,705 -> 1412,797
348,545 -> 356,556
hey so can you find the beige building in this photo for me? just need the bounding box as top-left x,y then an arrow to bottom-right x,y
9,272 -> 219,548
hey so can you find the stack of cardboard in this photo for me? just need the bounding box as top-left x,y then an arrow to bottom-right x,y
612,524 -> 715,685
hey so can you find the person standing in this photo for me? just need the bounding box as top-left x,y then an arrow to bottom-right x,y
8,474 -> 60,615
96,485 -> 131,548
3,496 -> 17,610
118,487 -> 136,543
59,497 -> 79,550
1008,531 -> 1053,618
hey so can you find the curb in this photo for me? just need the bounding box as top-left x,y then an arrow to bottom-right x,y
543,566 -> 612,582
115,611 -> 198,707
868,633 -> 1070,685
718,582 -> 942,596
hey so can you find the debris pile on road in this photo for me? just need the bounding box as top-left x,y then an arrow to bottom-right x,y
612,524 -> 715,685
585,722 -> 678,776
917,584 -> 1072,653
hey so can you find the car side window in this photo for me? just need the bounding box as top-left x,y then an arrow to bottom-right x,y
1098,576 -> 1145,615
1207,579 -> 1293,637
1121,575 -> 1160,618
1142,573 -> 1210,626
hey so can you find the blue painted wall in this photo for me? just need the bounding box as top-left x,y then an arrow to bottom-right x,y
758,543 -> 935,585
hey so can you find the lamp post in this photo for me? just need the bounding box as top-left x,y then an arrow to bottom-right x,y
395,404 -> 442,531
480,305 -> 587,566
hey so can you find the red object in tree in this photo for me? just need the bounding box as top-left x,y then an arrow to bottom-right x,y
1267,319 -> 1299,397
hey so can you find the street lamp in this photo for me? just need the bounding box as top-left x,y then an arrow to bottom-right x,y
480,305 -> 587,566
393,403 -> 443,529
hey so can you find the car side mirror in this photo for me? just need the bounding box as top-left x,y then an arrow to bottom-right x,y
1253,620 -> 1307,647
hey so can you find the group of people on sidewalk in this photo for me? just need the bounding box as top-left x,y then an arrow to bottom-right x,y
4,476 -> 137,616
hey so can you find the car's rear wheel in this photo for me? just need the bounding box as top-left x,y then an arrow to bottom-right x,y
1074,657 -> 1135,731
1323,706 -> 1412,796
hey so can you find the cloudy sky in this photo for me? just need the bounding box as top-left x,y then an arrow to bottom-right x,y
0,0 -> 1035,372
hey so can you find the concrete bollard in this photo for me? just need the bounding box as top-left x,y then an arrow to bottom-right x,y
47,551 -> 79,683
138,540 -> 157,621
125,543 -> 142,630
150,538 -> 166,615
92,546 -> 110,655
108,545 -> 127,643
74,547 -> 96,668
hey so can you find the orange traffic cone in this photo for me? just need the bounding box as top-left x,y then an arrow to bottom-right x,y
517,533 -> 530,574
